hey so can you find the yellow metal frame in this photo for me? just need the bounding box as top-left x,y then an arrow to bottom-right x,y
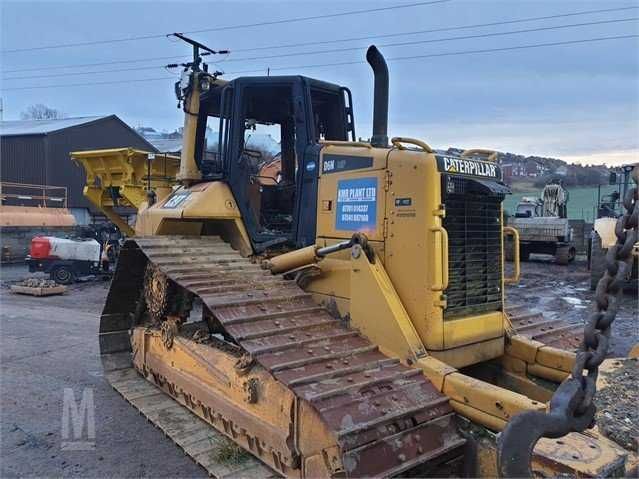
313,145 -> 507,365
350,245 -> 426,360
135,181 -> 253,256
348,245 -> 543,430
504,334 -> 574,383
346,244 -> 587,431
503,226 -> 521,284
73,148 -> 180,236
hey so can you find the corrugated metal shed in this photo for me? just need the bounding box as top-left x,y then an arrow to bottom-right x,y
0,116 -> 105,136
1,115 -> 158,209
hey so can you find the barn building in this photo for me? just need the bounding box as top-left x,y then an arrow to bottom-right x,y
0,115 -> 157,224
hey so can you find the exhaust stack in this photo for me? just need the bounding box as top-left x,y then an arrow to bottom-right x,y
366,45 -> 389,148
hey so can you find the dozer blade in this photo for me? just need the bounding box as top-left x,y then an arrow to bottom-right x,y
99,236 -> 466,478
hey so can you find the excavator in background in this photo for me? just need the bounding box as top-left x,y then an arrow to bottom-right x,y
76,36 -> 637,478
506,180 -> 576,264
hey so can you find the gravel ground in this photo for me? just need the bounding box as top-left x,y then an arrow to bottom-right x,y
594,358 -> 638,452
0,264 -> 206,478
1,256 -> 636,478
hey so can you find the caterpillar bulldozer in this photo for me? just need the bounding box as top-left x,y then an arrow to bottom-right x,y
81,36 -> 637,478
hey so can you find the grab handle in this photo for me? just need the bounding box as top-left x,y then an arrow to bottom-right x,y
391,137 -> 433,153
430,225 -> 449,291
503,226 -> 520,284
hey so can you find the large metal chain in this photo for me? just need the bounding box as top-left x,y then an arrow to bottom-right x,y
575,174 -> 638,413
498,167 -> 638,477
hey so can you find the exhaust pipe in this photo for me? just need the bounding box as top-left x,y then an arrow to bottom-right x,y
366,45 -> 389,148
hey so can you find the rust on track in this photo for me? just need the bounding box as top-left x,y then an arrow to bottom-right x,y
506,303 -> 583,350
99,236 -> 466,477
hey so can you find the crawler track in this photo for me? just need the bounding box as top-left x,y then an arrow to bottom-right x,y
506,303 -> 583,350
99,236 -> 465,477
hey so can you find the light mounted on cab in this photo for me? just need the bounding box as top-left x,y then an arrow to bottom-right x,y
166,33 -> 228,184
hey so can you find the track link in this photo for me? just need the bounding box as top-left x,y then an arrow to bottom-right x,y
100,236 -> 466,477
506,303 -> 583,350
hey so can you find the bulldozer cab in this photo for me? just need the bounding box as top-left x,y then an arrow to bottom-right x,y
196,76 -> 355,251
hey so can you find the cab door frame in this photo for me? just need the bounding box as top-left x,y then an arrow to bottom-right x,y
223,77 -> 312,252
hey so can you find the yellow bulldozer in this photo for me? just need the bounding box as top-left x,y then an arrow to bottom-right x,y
75,36 -> 637,477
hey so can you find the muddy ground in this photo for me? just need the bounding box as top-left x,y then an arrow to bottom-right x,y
1,257 -> 636,477
505,255 -> 637,357
506,255 -> 638,458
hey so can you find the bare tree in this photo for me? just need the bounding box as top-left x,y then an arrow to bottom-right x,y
20,104 -> 66,120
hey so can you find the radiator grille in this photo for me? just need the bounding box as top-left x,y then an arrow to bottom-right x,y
442,177 -> 503,319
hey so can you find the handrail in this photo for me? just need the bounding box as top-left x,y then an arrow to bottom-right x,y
320,140 -> 372,149
430,225 -> 449,291
391,137 -> 433,153
0,181 -> 68,208
460,148 -> 499,161
503,226 -> 521,284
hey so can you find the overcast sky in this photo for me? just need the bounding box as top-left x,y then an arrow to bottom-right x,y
1,0 -> 638,165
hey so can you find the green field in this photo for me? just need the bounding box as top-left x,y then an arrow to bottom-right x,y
503,185 -> 619,223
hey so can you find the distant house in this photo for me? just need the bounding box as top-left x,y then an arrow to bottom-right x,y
501,163 -> 513,179
524,159 -> 547,177
500,158 -> 548,179
500,160 -> 526,178
555,165 -> 569,176
500,162 -> 518,179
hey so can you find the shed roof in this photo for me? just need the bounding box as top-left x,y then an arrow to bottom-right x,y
0,115 -> 108,137
149,138 -> 183,153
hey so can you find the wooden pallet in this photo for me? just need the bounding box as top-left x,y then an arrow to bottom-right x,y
10,284 -> 66,296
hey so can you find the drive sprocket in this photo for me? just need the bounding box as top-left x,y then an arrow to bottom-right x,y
144,263 -> 173,321
144,263 -> 194,323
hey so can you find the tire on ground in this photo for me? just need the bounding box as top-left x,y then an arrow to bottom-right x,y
51,265 -> 75,285
555,245 -> 576,265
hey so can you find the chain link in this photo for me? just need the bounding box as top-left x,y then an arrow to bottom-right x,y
571,174 -> 638,418
498,167 -> 638,477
